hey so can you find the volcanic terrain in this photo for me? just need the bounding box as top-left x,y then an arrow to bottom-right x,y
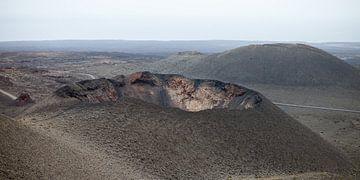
1,72 -> 352,179
1,44 -> 359,179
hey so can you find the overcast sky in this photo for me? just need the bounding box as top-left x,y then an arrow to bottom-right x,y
0,0 -> 359,42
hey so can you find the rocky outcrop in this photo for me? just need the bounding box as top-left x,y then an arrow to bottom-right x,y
56,72 -> 263,111
14,93 -> 34,106
55,78 -> 122,103
164,74 -> 261,111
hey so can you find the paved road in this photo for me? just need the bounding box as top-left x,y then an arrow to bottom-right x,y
0,89 -> 16,100
274,102 -> 360,113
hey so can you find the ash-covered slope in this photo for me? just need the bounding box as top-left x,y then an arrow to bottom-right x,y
24,93 -> 354,179
167,44 -> 360,87
26,72 -> 353,178
55,71 -> 263,111
0,114 -> 134,179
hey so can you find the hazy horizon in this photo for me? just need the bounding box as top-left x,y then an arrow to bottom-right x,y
1,39 -> 360,44
1,0 -> 360,42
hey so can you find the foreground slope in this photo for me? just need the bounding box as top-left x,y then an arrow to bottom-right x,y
23,97 -> 354,179
19,72 -> 355,179
165,44 -> 360,87
0,114 -> 147,179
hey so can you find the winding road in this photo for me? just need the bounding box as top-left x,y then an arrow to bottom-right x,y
273,102 -> 360,113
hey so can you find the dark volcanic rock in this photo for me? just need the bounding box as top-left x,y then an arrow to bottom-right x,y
56,72 -> 263,111
55,78 -> 122,103
14,93 -> 34,106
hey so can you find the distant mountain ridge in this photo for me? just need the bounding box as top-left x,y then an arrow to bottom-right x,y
1,40 -> 359,56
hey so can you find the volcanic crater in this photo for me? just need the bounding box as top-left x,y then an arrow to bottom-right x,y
56,71 -> 263,111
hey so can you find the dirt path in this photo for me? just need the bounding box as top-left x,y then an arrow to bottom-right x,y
76,73 -> 96,79
0,89 -> 16,100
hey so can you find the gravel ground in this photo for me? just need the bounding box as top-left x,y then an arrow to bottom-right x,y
16,97 -> 356,179
0,114 -> 154,179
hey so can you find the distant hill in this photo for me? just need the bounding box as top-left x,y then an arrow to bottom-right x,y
151,51 -> 207,75
161,44 -> 360,87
